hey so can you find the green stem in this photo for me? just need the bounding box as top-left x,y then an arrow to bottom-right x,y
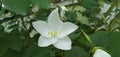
20,17 -> 31,46
81,29 -> 94,48
20,17 -> 27,31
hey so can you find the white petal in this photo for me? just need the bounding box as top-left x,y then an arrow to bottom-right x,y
53,36 -> 72,50
38,36 -> 58,47
32,21 -> 50,38
58,22 -> 78,38
93,49 -> 111,57
48,8 -> 63,31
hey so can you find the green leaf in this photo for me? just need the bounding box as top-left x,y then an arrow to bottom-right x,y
0,30 -> 22,52
110,20 -> 120,31
2,0 -> 31,15
0,49 -> 21,57
35,11 -> 48,20
31,0 -> 52,9
81,0 -> 99,9
107,32 -> 120,57
109,13 -> 120,31
90,31 -> 111,48
65,11 -> 77,22
22,44 -> 55,57
65,46 -> 88,57
0,25 -> 4,32
90,31 -> 120,57
7,36 -> 22,51
0,10 -> 5,15
74,6 -> 86,12
69,32 -> 81,40
103,0 -> 116,2
7,30 -> 22,51
76,13 -> 89,25
0,38 -> 8,56
8,24 -> 19,29
97,0 -> 104,6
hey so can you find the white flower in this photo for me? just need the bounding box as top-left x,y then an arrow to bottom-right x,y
32,8 -> 78,50
93,49 -> 111,57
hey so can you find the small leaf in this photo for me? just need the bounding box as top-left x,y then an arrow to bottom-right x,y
74,6 -> 86,12
77,13 -> 89,25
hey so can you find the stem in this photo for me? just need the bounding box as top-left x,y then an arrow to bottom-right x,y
20,16 -> 31,46
20,17 -> 27,31
81,29 -> 94,48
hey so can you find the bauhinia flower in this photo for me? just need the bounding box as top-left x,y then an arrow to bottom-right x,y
32,8 -> 78,50
93,49 -> 111,57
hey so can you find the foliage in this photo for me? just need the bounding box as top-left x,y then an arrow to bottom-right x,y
0,0 -> 120,57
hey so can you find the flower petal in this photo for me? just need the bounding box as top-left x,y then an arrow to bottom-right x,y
58,22 -> 78,38
38,36 -> 58,47
93,49 -> 111,57
48,8 -> 63,31
53,36 -> 72,50
32,21 -> 50,38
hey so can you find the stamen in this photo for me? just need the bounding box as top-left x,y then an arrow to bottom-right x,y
48,32 -> 51,35
48,31 -> 61,38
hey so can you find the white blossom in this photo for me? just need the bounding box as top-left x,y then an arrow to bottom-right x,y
93,49 -> 111,57
32,8 -> 78,50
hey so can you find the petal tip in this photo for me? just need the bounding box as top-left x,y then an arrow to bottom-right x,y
57,46 -> 72,50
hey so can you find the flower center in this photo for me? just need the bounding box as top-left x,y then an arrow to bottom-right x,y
48,31 -> 60,38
